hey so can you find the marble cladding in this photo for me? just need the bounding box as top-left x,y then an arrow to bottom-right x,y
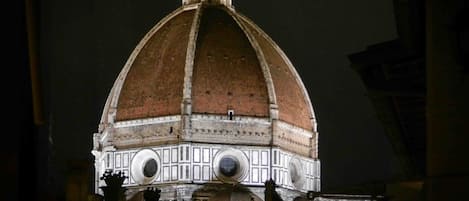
97,143 -> 320,193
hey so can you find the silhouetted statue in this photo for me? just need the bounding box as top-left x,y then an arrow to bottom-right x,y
143,187 -> 161,201
99,169 -> 127,201
264,179 -> 283,201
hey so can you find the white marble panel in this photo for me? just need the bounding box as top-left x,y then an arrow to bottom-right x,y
185,146 -> 190,161
273,169 -> 278,181
284,171 -> 288,186
163,166 -> 170,181
202,148 -> 210,163
194,165 -> 200,180
171,148 -> 178,163
261,151 -> 268,166
193,147 -> 200,163
279,170 -> 283,185
185,165 -> 190,179
171,165 -> 178,180
252,150 -> 259,165
202,165 -> 210,181
115,153 -> 121,168
280,153 -> 284,167
252,168 -> 259,183
273,150 -> 278,165
261,168 -> 268,183
317,161 -> 321,178
106,152 -> 113,169
163,149 -> 170,164
123,153 -> 129,168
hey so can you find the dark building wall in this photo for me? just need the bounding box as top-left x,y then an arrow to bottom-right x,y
349,0 -> 469,200
3,0 -> 54,200
426,0 -> 469,200
348,0 -> 426,180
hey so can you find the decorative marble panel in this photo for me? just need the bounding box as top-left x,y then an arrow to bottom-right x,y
163,166 -> 170,181
261,151 -> 268,166
95,143 -> 320,192
202,165 -> 210,181
252,168 -> 259,183
193,165 -> 200,180
123,153 -> 129,168
193,147 -> 200,163
172,148 -> 178,163
115,153 -> 121,168
171,165 -> 178,181
252,150 -> 259,165
202,148 -> 210,163
163,149 -> 170,164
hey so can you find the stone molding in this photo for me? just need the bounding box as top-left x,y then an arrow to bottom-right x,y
97,114 -> 317,156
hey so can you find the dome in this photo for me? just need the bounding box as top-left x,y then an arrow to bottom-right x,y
97,2 -> 318,157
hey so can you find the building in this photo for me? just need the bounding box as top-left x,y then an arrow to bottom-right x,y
92,0 -> 321,200
348,0 -> 469,200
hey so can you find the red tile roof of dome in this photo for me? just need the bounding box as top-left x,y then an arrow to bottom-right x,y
100,5 -> 316,131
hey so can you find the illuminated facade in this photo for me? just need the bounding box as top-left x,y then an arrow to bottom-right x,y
92,0 -> 320,200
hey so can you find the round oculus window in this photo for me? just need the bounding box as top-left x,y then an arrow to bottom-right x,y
143,159 -> 158,178
290,165 -> 300,183
288,157 -> 306,189
130,149 -> 160,185
219,156 -> 239,177
213,148 -> 249,183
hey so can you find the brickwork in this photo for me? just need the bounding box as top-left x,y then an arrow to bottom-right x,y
116,10 -> 195,121
192,7 -> 269,117
103,6 -> 316,134
241,18 -> 314,131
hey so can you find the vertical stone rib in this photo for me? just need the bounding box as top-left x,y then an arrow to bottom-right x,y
226,8 -> 279,179
225,8 -> 278,116
236,14 -> 317,133
181,4 -> 203,138
237,13 -> 318,158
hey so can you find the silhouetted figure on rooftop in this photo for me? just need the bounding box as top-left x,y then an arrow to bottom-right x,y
264,179 -> 283,201
143,187 -> 161,201
100,169 -> 127,201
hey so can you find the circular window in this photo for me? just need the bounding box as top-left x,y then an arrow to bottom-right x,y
219,156 -> 239,177
288,157 -> 305,189
143,159 -> 158,177
131,149 -> 160,185
213,148 -> 249,183
290,164 -> 301,183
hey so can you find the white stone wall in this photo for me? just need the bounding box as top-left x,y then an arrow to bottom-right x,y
94,143 -> 320,194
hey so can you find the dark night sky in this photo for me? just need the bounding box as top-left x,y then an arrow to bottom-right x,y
39,0 -> 402,192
